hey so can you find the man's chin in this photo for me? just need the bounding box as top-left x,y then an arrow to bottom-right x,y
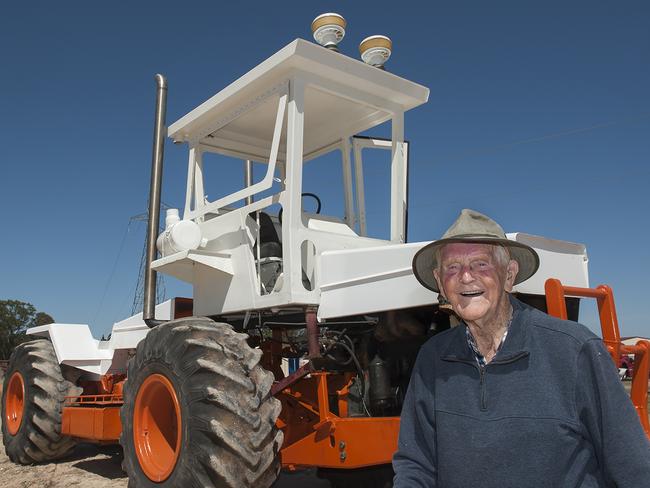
454,305 -> 491,324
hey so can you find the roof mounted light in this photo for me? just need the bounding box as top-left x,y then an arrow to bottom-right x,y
311,13 -> 346,51
359,35 -> 392,69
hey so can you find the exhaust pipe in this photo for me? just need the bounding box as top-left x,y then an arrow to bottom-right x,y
144,74 -> 168,328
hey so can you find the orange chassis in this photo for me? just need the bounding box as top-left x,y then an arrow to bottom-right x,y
60,312 -> 400,470
60,373 -> 399,469
58,278 -> 649,469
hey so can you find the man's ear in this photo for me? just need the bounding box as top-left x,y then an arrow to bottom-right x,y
433,268 -> 444,295
504,259 -> 519,292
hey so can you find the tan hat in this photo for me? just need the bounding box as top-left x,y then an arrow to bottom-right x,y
412,209 -> 540,292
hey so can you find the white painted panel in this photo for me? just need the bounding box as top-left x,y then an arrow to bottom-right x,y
26,323 -> 112,375
25,300 -> 180,376
318,242 -> 438,319
108,301 -> 174,353
193,245 -> 256,316
318,234 -> 589,320
152,249 -> 233,283
508,232 -> 589,294
304,214 -> 358,236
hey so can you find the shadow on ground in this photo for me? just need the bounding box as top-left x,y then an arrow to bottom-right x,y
66,443 -> 331,486
72,444 -> 126,480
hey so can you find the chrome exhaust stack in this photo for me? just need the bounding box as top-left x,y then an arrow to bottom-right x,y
144,74 -> 168,328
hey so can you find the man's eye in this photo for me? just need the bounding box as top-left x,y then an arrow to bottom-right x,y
446,264 -> 460,272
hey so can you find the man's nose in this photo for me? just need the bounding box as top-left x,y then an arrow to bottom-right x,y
459,265 -> 475,283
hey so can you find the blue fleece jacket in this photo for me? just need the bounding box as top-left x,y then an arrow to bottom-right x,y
393,296 -> 650,487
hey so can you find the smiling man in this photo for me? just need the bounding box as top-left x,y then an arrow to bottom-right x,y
393,209 -> 650,487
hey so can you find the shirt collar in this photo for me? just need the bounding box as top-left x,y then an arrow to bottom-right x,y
465,323 -> 510,367
442,294 -> 530,364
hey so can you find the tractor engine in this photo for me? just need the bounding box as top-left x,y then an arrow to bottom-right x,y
247,305 -> 451,418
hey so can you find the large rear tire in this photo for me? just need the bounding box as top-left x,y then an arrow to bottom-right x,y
120,318 -> 283,487
1,339 -> 76,463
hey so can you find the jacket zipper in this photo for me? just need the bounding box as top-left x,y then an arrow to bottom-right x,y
478,353 -> 528,410
479,366 -> 487,410
443,352 -> 529,412
441,357 -> 488,410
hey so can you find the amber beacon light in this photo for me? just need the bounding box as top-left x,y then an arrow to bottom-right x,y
359,35 -> 392,69
311,13 -> 346,51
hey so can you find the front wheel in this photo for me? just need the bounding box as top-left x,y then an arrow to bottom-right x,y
120,318 -> 283,487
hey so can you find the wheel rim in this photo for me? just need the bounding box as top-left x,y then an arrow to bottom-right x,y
5,372 -> 25,436
134,373 -> 182,482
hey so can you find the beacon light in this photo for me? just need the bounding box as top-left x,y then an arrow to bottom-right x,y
359,35 -> 392,69
311,13 -> 346,51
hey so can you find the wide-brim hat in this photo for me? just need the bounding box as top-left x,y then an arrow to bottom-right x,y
412,209 -> 540,292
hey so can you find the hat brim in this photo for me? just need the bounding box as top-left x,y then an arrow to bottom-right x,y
412,236 -> 540,293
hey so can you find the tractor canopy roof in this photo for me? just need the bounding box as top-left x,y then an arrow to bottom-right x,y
167,39 -> 429,163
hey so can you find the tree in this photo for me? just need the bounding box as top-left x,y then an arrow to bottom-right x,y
34,312 -> 55,327
0,300 -> 54,360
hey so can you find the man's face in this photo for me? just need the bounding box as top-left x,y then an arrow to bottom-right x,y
433,243 -> 518,325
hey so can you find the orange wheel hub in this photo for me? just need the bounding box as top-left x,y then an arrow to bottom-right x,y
5,372 -> 25,436
134,373 -> 182,482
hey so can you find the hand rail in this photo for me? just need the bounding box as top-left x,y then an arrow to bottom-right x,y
544,278 -> 650,437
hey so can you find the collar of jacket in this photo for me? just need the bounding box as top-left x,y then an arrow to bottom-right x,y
440,295 -> 531,365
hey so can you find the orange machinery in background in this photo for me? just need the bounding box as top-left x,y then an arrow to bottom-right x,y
545,278 -> 650,437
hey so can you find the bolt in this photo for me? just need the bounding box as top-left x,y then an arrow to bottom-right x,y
339,441 -> 346,450
340,451 -> 347,461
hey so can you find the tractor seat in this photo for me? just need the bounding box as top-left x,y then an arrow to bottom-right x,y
257,212 -> 282,259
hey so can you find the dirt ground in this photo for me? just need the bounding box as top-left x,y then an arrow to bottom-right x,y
0,435 -> 126,488
0,431 -> 330,488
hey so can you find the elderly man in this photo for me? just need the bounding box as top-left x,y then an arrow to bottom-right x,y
393,209 -> 650,487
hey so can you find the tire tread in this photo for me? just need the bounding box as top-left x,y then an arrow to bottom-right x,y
120,318 -> 282,488
1,339 -> 75,464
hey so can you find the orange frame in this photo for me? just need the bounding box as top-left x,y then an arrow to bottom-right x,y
278,372 -> 400,469
545,278 -> 650,437
61,405 -> 122,441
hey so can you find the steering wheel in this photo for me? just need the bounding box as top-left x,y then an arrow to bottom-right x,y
278,192 -> 322,224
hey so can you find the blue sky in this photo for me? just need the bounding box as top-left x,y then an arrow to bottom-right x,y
1,1 -> 648,338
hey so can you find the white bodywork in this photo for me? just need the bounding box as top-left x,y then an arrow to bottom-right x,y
159,38 -> 426,317
30,39 -> 590,371
317,232 -> 588,320
507,232 -> 588,294
28,301 -> 175,377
